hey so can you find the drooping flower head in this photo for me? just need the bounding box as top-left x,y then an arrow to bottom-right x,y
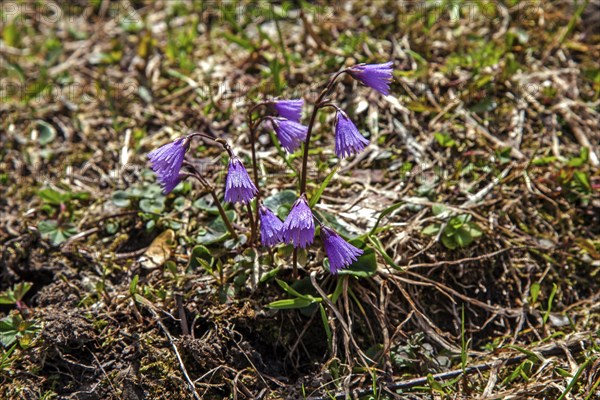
224,157 -> 258,204
348,62 -> 393,96
273,99 -> 304,122
320,225 -> 364,274
259,205 -> 284,247
270,118 -> 308,153
281,194 -> 314,248
334,110 -> 369,159
148,136 -> 189,194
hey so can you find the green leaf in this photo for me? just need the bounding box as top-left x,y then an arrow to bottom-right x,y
208,210 -> 236,233
468,222 -> 483,238
129,275 -> 139,296
530,282 -> 541,304
38,220 -> 77,246
426,374 -> 445,393
449,214 -> 470,229
263,190 -> 297,219
370,202 -> 403,235
337,245 -> 377,278
269,57 -> 282,94
221,32 -> 256,51
72,192 -> 90,201
330,278 -> 345,303
38,188 -> 69,205
105,222 -> 119,235
453,228 -> 473,248
224,234 -> 247,250
111,190 -> 131,208
367,235 -> 401,270
3,23 -> 20,47
532,156 -> 557,166
309,167 -> 338,208
173,196 -> 187,212
434,132 -> 456,148
188,245 -> 213,270
5,59 -> 25,83
13,281 -> 31,301
120,17 -> 144,33
422,223 -> 441,236
139,197 -> 165,213
313,209 -> 352,237
133,293 -> 152,307
470,97 -> 496,114
567,147 -> 589,167
555,367 -> 572,378
557,357 -> 594,400
543,283 -> 558,324
319,304 -> 332,350
140,184 -> 164,198
195,231 -> 228,245
432,204 -> 449,217
506,345 -> 543,362
146,219 -> 155,231
275,279 -> 311,300
268,298 -> 315,309
0,342 -> 17,370
573,171 -> 591,192
192,197 -> 220,214
0,318 -> 19,347
259,267 -> 280,283
196,209 -> 237,244
441,234 -> 459,250
438,216 -> 482,250
35,120 -> 57,146
0,282 -> 32,305
496,147 -> 512,164
168,220 -> 182,230
0,315 -> 40,348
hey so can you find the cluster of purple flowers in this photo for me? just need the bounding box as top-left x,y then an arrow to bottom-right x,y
147,62 -> 393,274
259,196 -> 364,274
148,137 -> 258,204
268,62 -> 393,160
256,62 -> 391,272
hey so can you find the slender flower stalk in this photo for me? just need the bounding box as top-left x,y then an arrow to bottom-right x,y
246,203 -> 257,244
292,69 -> 349,277
298,62 -> 393,192
246,103 -> 271,189
210,137 -> 258,241
299,69 -> 349,194
179,135 -> 242,241
246,102 -> 276,245
182,170 -> 239,241
320,225 -> 363,274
